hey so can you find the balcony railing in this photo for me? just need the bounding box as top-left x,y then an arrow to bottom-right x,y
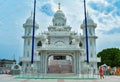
20,56 -> 40,62
88,57 -> 101,62
81,57 -> 101,62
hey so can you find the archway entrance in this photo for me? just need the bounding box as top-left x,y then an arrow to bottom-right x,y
47,54 -> 73,73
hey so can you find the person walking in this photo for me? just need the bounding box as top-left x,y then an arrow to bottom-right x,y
99,66 -> 104,79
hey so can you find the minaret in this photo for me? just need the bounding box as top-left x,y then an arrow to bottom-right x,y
22,12 -> 39,71
81,12 -> 98,69
22,12 -> 39,60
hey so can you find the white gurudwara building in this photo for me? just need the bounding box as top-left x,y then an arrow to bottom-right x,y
20,3 -> 100,75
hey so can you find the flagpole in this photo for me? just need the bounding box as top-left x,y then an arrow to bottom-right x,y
83,0 -> 89,64
31,0 -> 36,65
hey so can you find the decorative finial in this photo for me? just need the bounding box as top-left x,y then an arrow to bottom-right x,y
87,10 -> 89,16
58,1 -> 61,11
31,11 -> 34,17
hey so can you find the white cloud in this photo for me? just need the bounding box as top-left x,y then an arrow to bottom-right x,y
36,0 -> 85,33
88,0 -> 120,30
97,33 -> 120,52
87,0 -> 120,52
0,0 -> 118,60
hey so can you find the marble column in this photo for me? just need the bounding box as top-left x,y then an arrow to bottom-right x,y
73,53 -> 76,74
44,53 -> 47,74
40,54 -> 43,73
75,52 -> 80,75
42,53 -> 46,74
75,53 -> 77,74
40,52 -> 45,74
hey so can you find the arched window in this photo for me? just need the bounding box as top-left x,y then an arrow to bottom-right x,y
48,40 -> 50,44
91,53 -> 93,57
55,41 -> 65,46
69,41 -> 72,45
27,40 -> 30,46
79,41 -> 82,47
38,52 -> 41,56
90,40 -> 92,46
27,28 -> 31,35
27,51 -> 29,57
37,41 -> 42,46
89,29 -> 92,35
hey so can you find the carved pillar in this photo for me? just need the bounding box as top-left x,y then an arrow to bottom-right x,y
44,53 -> 47,74
75,52 -> 80,75
40,52 -> 46,74
73,53 -> 76,74
40,53 -> 43,73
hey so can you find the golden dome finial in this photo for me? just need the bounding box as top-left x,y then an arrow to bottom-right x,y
58,0 -> 61,11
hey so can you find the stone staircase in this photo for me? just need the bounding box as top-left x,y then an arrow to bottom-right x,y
48,65 -> 72,73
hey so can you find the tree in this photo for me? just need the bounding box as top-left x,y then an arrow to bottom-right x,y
97,48 -> 120,67
19,61 -> 22,66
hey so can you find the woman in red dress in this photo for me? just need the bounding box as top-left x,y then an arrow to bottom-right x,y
99,66 -> 104,79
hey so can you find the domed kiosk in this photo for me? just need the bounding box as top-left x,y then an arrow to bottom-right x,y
11,64 -> 21,75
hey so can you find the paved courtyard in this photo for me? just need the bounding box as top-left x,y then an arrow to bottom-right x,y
0,74 -> 120,82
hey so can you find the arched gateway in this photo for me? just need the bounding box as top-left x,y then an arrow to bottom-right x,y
21,2 -> 101,76
38,50 -> 84,75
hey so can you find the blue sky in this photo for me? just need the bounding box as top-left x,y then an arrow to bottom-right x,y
0,0 -> 120,62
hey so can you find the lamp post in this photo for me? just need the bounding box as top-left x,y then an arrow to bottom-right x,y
31,0 -> 36,65
83,0 -> 89,64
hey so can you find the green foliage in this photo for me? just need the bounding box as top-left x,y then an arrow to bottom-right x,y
19,61 -> 22,66
97,48 -> 120,67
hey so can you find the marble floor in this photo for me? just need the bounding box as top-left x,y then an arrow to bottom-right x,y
0,74 -> 120,82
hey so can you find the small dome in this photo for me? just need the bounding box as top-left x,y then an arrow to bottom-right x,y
26,16 -> 33,24
83,16 -> 94,24
23,15 -> 39,28
54,10 -> 65,18
11,64 -> 21,70
81,15 -> 97,29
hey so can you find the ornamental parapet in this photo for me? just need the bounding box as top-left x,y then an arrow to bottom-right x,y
36,45 -> 84,51
48,25 -> 71,32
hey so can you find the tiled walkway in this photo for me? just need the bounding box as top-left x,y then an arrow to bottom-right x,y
0,74 -> 120,82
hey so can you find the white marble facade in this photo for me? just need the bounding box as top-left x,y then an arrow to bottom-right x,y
20,4 -> 100,75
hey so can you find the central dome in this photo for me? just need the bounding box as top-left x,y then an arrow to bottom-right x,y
54,10 -> 65,18
52,7 -> 67,26
52,10 -> 66,26
52,2 -> 67,26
